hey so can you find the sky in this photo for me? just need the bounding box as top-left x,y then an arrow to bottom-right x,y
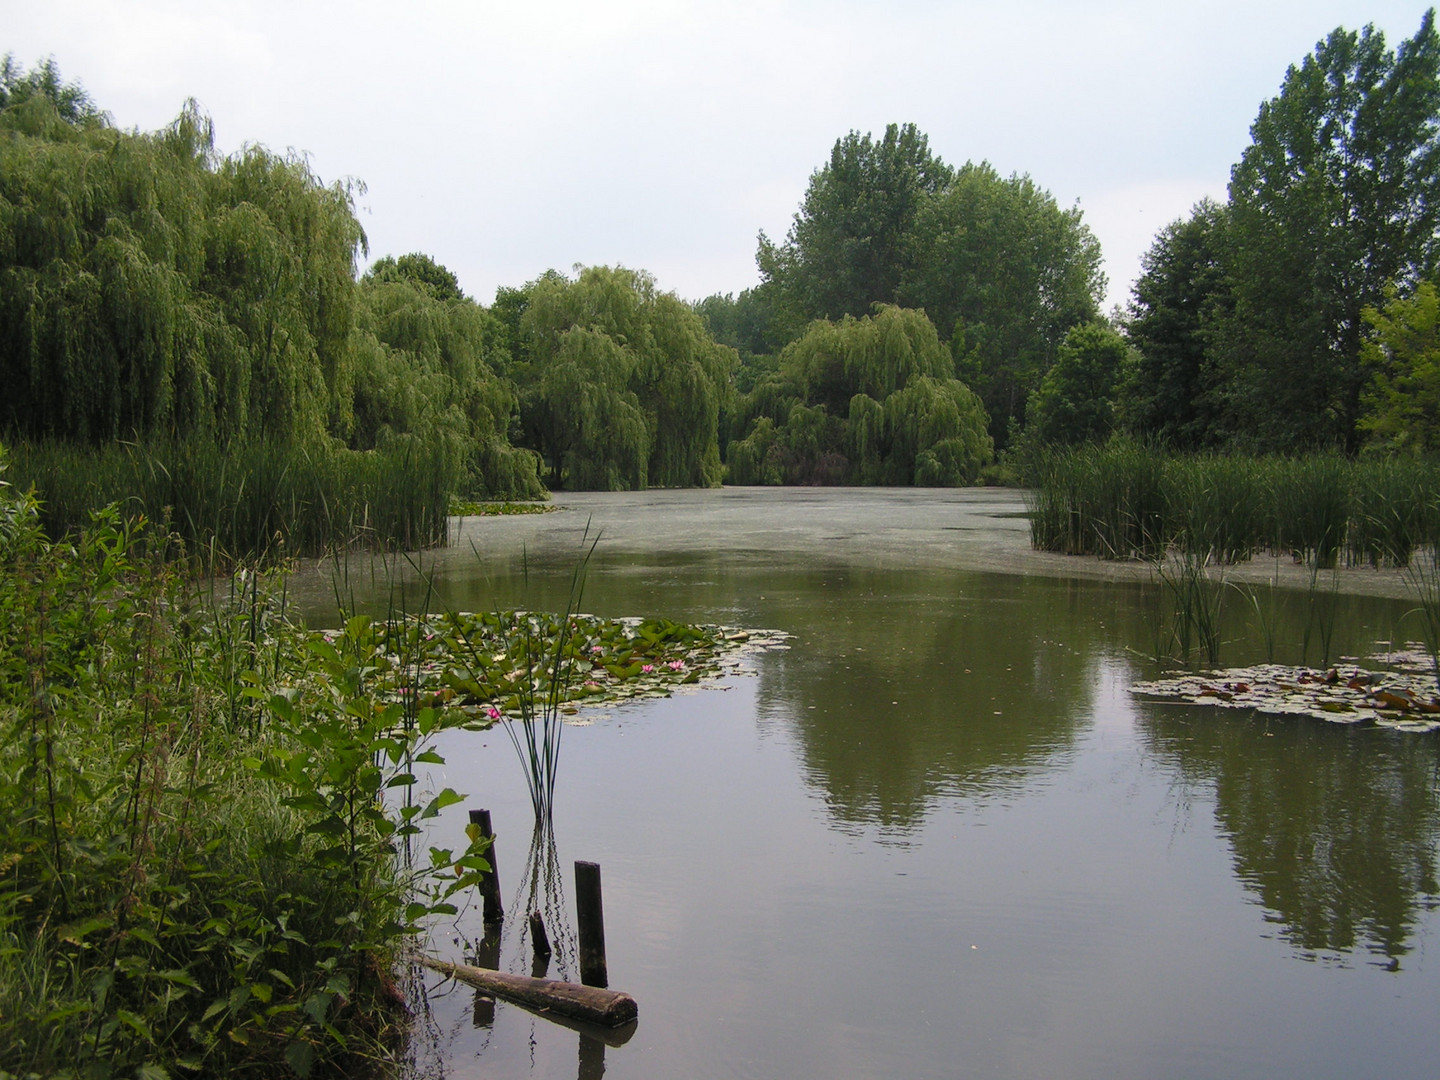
6,0 -> 1438,313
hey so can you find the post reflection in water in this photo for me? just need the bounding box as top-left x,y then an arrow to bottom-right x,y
453,822 -> 620,1080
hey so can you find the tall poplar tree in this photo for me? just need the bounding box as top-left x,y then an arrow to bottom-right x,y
1123,199 -> 1231,449
1216,10 -> 1440,451
757,123 -> 951,323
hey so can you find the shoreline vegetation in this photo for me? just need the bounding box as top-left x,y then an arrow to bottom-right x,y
1027,443 -> 1440,570
1028,443 -> 1440,677
0,451 -> 779,1078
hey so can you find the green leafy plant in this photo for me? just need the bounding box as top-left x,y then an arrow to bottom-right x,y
0,444 -> 489,1077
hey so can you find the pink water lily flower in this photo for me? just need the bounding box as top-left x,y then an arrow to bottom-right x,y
486,706 -> 502,720
667,659 -> 686,671
641,664 -> 654,674
590,644 -> 603,654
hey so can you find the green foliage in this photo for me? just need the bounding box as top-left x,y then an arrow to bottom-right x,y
694,287 -> 792,373
1214,11 -> 1440,452
0,93 -> 364,446
727,306 -> 992,486
1028,444 -> 1440,569
1122,199 -> 1231,449
515,266 -> 734,490
758,123 -> 952,322
0,54 -> 101,124
758,127 -> 1103,449
904,162 -> 1105,443
0,67 -> 544,545
0,449 -> 490,1077
365,252 -> 465,302
1359,281 -> 1440,453
352,265 -> 542,500
1024,321 -> 1132,447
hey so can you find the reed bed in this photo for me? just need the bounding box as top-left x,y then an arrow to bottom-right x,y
1028,443 -> 1440,569
5,434 -> 460,561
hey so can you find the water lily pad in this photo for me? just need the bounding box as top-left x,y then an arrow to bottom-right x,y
347,610 -> 789,724
1130,662 -> 1440,732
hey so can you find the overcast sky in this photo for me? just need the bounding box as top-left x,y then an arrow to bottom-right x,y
6,1 -> 1438,313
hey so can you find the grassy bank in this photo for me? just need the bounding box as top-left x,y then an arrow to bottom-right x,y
1027,443 -> 1440,567
5,436 -> 461,562
0,452 -> 492,1078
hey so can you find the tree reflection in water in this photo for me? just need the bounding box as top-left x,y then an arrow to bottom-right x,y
757,570 -> 1152,832
1143,707 -> 1440,965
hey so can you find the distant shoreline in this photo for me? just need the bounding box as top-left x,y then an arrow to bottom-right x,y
435,487 -> 1417,602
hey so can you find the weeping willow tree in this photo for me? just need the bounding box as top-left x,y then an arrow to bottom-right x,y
727,305 -> 992,486
0,87 -> 363,446
513,265 -> 734,490
0,60 -> 542,551
354,255 -> 543,498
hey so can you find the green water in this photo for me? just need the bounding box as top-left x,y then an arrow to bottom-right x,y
293,489 -> 1440,1079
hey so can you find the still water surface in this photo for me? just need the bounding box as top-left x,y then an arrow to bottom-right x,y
294,489 -> 1440,1079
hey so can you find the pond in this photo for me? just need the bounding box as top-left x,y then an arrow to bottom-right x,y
292,488 -> 1440,1080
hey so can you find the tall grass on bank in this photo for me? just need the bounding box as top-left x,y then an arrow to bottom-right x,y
1028,443 -> 1440,570
1027,442 -> 1167,559
5,434 -> 461,561
0,454 -> 488,1078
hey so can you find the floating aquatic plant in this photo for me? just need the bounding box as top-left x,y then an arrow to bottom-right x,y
339,613 -> 785,723
1130,661 -> 1440,732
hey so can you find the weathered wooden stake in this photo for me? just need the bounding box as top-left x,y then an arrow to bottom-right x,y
575,860 -> 608,988
469,808 -> 503,923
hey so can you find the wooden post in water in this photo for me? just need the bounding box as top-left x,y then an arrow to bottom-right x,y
575,861 -> 608,988
578,1033 -> 606,1080
469,808 -> 503,924
528,910 -> 553,978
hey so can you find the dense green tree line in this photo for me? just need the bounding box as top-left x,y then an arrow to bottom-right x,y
0,61 -> 544,511
506,265 -> 736,490
11,18 -> 1440,521
1122,10 -> 1440,456
731,123 -> 1105,449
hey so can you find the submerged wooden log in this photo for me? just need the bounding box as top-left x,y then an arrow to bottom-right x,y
421,956 -> 638,1028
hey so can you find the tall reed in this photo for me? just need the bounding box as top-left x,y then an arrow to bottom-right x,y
1166,454 -> 1267,564
439,528 -> 601,824
1030,446 -> 1438,573
1026,441 -> 1167,558
6,433 -> 460,561
1154,550 -> 1227,666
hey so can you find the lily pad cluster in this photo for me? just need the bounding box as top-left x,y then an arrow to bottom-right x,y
320,611 -> 787,723
448,499 -> 560,516
1130,663 -> 1440,732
